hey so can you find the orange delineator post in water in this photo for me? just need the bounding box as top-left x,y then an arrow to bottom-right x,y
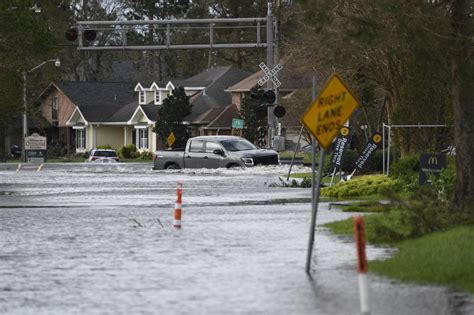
353,215 -> 370,314
173,182 -> 183,228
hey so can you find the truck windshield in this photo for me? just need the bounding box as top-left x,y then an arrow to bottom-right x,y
221,139 -> 257,152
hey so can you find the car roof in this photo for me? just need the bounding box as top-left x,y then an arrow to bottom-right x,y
191,136 -> 243,141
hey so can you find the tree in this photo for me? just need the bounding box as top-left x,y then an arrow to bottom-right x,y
0,1 -> 57,159
154,87 -> 192,148
287,0 -> 473,212
240,87 -> 268,147
448,0 -> 474,211
284,1 -> 453,155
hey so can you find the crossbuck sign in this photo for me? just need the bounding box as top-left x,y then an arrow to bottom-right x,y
257,62 -> 283,88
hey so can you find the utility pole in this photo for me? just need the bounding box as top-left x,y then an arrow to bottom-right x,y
266,2 -> 275,148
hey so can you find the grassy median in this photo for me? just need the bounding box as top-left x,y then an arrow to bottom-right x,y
325,216 -> 474,293
370,226 -> 474,293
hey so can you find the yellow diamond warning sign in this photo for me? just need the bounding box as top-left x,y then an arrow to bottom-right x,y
167,132 -> 176,148
301,74 -> 360,149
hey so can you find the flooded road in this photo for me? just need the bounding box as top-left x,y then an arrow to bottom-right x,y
0,163 -> 473,314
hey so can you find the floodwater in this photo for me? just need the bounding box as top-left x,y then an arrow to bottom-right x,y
0,163 -> 473,315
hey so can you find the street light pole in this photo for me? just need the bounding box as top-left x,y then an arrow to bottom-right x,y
21,58 -> 61,162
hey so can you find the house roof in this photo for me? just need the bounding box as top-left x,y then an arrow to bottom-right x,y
192,107 -> 224,125
192,104 -> 240,130
207,104 -> 240,129
140,104 -> 160,121
108,101 -> 140,122
226,61 -> 313,92
79,106 -> 122,123
57,82 -> 135,107
184,66 -> 251,120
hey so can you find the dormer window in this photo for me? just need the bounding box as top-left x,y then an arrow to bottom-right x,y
139,91 -> 145,104
154,91 -> 160,104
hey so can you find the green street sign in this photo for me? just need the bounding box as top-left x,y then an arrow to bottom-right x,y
232,118 -> 244,129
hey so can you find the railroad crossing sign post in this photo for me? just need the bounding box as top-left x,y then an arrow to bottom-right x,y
257,62 -> 282,149
302,74 -> 360,274
257,62 -> 283,88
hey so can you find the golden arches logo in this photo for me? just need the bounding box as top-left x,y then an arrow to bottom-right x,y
340,127 -> 350,136
428,156 -> 438,165
372,134 -> 382,144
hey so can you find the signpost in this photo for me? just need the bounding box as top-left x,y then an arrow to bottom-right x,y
419,153 -> 446,184
354,133 -> 382,171
301,74 -> 360,150
330,126 -> 352,185
257,62 -> 283,88
231,118 -> 244,129
302,74 -> 360,274
232,118 -> 244,137
24,133 -> 47,163
167,132 -> 176,149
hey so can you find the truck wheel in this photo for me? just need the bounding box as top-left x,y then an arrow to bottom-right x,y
166,163 -> 180,169
226,163 -> 240,169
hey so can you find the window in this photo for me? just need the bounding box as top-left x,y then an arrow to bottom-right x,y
138,128 -> 148,149
52,96 -> 59,120
221,139 -> 256,152
205,141 -> 222,153
154,91 -> 161,104
189,140 -> 204,152
139,91 -> 145,104
75,129 -> 86,150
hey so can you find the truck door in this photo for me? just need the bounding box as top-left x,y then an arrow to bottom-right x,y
185,139 -> 205,168
203,141 -> 225,168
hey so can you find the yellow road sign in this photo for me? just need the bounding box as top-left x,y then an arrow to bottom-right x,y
167,132 -> 176,147
301,74 -> 360,149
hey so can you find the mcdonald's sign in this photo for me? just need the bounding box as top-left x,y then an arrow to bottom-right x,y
419,153 -> 446,185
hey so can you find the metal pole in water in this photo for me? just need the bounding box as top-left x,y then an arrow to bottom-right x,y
305,147 -> 325,274
353,215 -> 370,314
305,74 -> 325,274
286,125 -> 304,181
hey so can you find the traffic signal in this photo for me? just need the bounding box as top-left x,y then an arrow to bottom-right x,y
83,30 -> 97,41
250,88 -> 286,119
273,105 -> 286,118
65,28 -> 96,41
65,28 -> 78,41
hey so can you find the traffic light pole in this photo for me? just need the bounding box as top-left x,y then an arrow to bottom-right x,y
266,2 -> 275,149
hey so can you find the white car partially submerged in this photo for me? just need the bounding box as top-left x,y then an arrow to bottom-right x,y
86,149 -> 120,163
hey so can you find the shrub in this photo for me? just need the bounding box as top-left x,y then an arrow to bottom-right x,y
47,144 -> 66,158
97,144 -> 113,150
389,154 -> 419,183
138,151 -> 153,160
119,144 -> 137,159
321,174 -> 400,198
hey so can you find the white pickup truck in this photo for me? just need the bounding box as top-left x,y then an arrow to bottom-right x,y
152,136 -> 279,170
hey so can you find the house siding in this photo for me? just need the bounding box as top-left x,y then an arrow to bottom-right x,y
39,90 -> 76,127
96,125 -> 125,150
231,93 -> 242,110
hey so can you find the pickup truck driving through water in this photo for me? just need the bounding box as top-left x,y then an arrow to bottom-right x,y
152,136 -> 279,170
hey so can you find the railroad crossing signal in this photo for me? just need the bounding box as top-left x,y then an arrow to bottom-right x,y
257,62 -> 283,88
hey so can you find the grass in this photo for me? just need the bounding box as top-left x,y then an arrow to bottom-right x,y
337,201 -> 386,213
325,214 -> 474,293
370,226 -> 474,293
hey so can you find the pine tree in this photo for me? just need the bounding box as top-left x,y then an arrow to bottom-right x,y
154,87 -> 192,148
240,87 -> 267,147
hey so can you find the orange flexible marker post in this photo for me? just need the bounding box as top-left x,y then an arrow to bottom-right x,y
173,182 -> 183,228
353,215 -> 370,315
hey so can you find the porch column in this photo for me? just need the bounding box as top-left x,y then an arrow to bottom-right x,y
124,126 -> 128,146
92,125 -> 97,148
